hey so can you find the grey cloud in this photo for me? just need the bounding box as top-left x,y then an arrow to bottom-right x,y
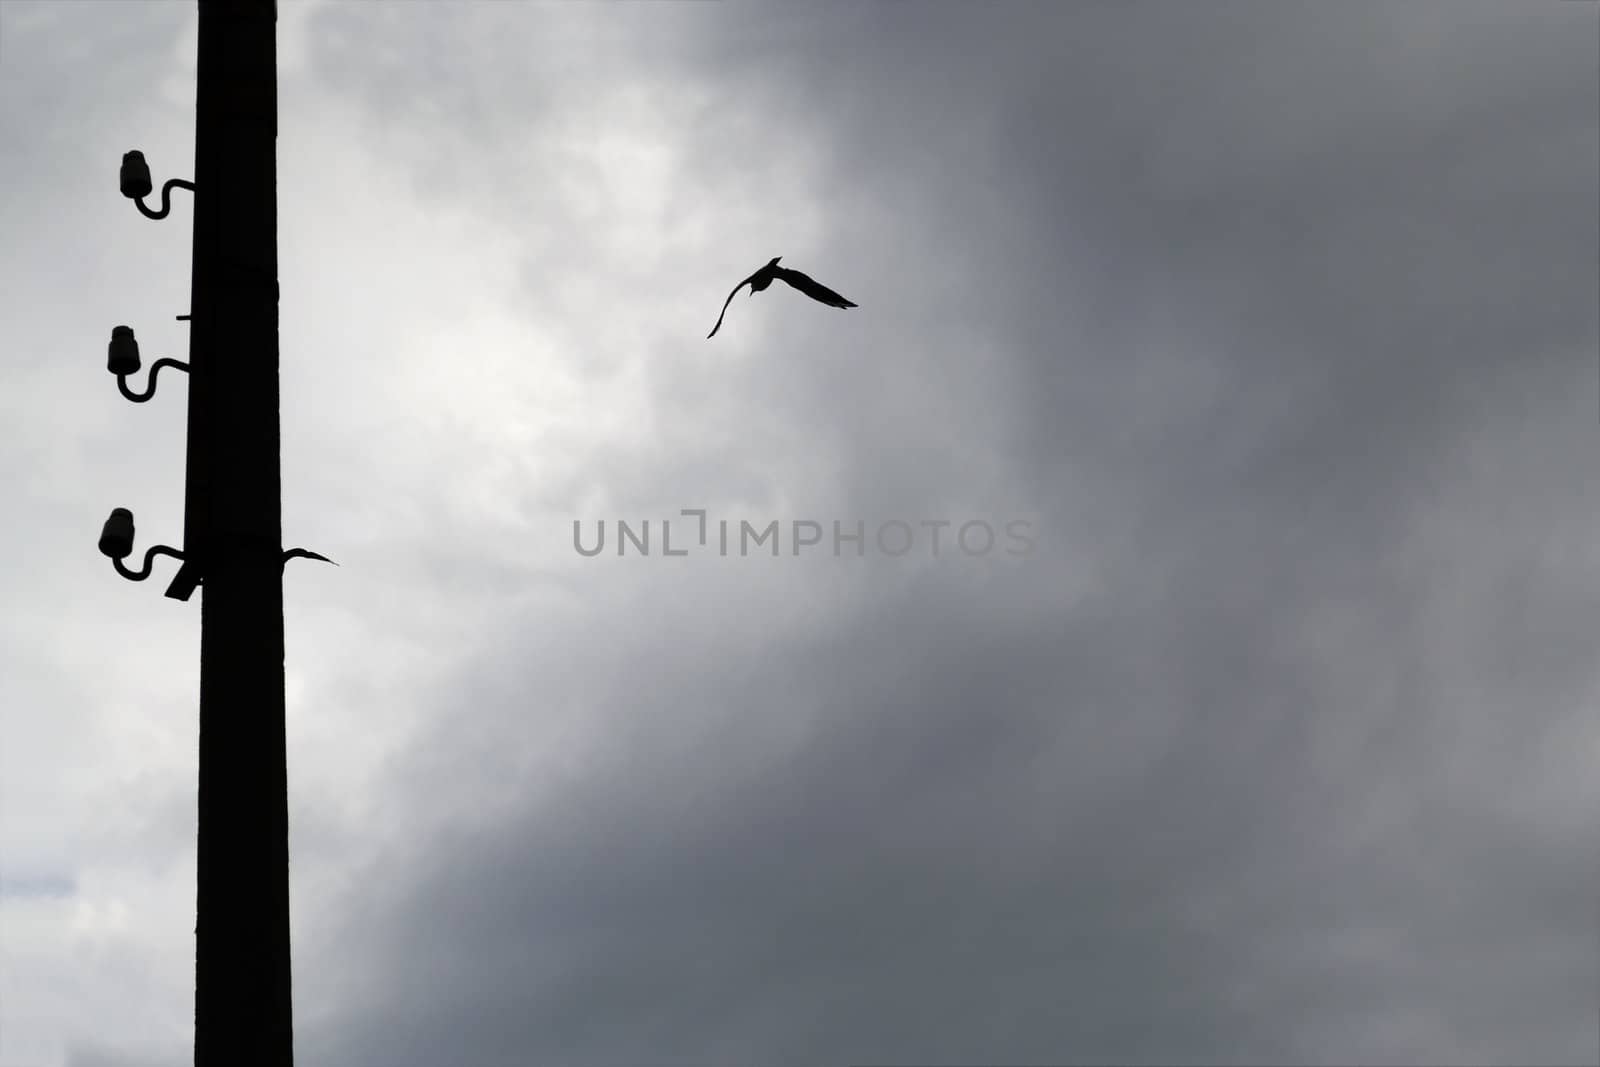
285,4 -> 1598,1064
6,1 -> 1594,1065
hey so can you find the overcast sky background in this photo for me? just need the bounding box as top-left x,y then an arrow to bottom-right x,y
2,2 -> 1597,1065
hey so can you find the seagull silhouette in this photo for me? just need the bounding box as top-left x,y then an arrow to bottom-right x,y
707,256 -> 857,338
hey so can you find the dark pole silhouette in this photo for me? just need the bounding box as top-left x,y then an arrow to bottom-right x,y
103,3 -> 333,1061
706,256 -> 858,338
189,1 -> 292,1063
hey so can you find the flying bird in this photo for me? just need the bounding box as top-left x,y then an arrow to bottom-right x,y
707,256 -> 857,338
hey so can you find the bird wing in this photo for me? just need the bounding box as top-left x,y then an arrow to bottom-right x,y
774,267 -> 857,309
707,269 -> 763,338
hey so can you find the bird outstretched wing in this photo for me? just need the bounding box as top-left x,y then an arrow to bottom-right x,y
774,267 -> 857,309
707,269 -> 764,338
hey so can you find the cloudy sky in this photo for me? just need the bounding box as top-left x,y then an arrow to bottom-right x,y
2,2 -> 1597,1065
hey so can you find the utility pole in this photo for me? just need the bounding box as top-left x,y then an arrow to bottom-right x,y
188,2 -> 292,1063
98,1 -> 299,1063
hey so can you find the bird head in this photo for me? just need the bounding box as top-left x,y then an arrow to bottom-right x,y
753,256 -> 781,294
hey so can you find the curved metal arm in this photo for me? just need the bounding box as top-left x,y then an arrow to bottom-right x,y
135,178 -> 196,221
113,544 -> 186,582
117,357 -> 189,403
283,548 -> 337,569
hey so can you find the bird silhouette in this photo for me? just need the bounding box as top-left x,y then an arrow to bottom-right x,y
707,256 -> 857,338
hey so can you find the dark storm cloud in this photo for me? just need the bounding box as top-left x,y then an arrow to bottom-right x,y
287,4 -> 1596,1066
